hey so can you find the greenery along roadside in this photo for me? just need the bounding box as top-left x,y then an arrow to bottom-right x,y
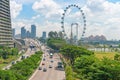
0,46 -> 18,60
47,38 -> 66,50
0,47 -> 19,69
60,44 -> 120,80
0,51 -> 43,80
60,45 -> 94,80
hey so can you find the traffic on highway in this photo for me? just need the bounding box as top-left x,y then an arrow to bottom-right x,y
29,45 -> 65,80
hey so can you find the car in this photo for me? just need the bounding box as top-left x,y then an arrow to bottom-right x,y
50,60 -> 54,63
49,65 -> 52,68
42,63 -> 45,65
43,58 -> 45,61
57,62 -> 63,68
43,68 -> 47,72
39,67 -> 42,70
21,55 -> 25,60
11,61 -> 15,64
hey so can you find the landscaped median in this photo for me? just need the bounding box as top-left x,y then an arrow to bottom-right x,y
0,51 -> 43,80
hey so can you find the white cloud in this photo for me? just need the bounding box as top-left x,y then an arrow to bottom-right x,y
81,0 -> 120,40
35,21 -> 61,36
32,15 -> 40,20
32,0 -> 63,19
10,0 -> 36,4
10,0 -> 22,19
11,19 -> 32,34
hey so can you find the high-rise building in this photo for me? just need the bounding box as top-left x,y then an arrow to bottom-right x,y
31,24 -> 36,38
0,0 -> 13,47
21,27 -> 26,39
42,31 -> 46,39
26,31 -> 31,38
12,28 -> 15,38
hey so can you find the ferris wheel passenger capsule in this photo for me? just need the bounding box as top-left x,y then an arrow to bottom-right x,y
66,7 -> 68,9
68,5 -> 71,8
71,4 -> 73,6
84,24 -> 86,26
84,28 -> 86,30
64,10 -> 66,12
84,20 -> 86,22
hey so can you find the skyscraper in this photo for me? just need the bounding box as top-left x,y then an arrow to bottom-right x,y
12,28 -> 15,38
42,31 -> 46,39
31,25 -> 36,38
0,0 -> 13,47
21,27 -> 26,39
26,31 -> 31,38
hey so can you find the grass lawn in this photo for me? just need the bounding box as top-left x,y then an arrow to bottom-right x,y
94,51 -> 119,60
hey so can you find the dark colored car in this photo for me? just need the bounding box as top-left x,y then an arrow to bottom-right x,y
11,61 -> 15,64
49,65 -> 52,68
42,63 -> 45,65
39,67 -> 42,70
43,58 -> 45,61
43,68 -> 47,72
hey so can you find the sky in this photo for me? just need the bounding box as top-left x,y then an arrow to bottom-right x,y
10,0 -> 120,40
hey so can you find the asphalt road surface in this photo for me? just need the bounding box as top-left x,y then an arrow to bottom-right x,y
29,46 -> 65,80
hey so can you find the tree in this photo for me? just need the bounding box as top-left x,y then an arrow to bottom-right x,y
114,54 -> 120,61
60,45 -> 94,65
39,37 -> 46,43
48,31 -> 58,39
58,31 -> 64,39
65,66 -> 74,80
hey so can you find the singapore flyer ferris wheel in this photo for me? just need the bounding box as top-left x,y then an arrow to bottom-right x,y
61,4 -> 86,45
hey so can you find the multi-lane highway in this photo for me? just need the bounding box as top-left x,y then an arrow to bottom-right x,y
3,38 -> 66,80
3,39 -> 40,70
29,45 -> 66,80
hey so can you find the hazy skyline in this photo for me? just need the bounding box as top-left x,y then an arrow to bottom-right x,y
10,0 -> 120,40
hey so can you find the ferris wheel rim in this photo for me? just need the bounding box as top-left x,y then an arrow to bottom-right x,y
61,4 -> 86,41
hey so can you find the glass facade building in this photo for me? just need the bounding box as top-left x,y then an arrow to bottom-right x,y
42,31 -> 46,39
21,27 -> 26,39
0,0 -> 13,47
12,28 -> 15,38
31,25 -> 36,38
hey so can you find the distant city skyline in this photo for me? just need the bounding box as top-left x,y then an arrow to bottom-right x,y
21,24 -> 36,39
10,0 -> 120,40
